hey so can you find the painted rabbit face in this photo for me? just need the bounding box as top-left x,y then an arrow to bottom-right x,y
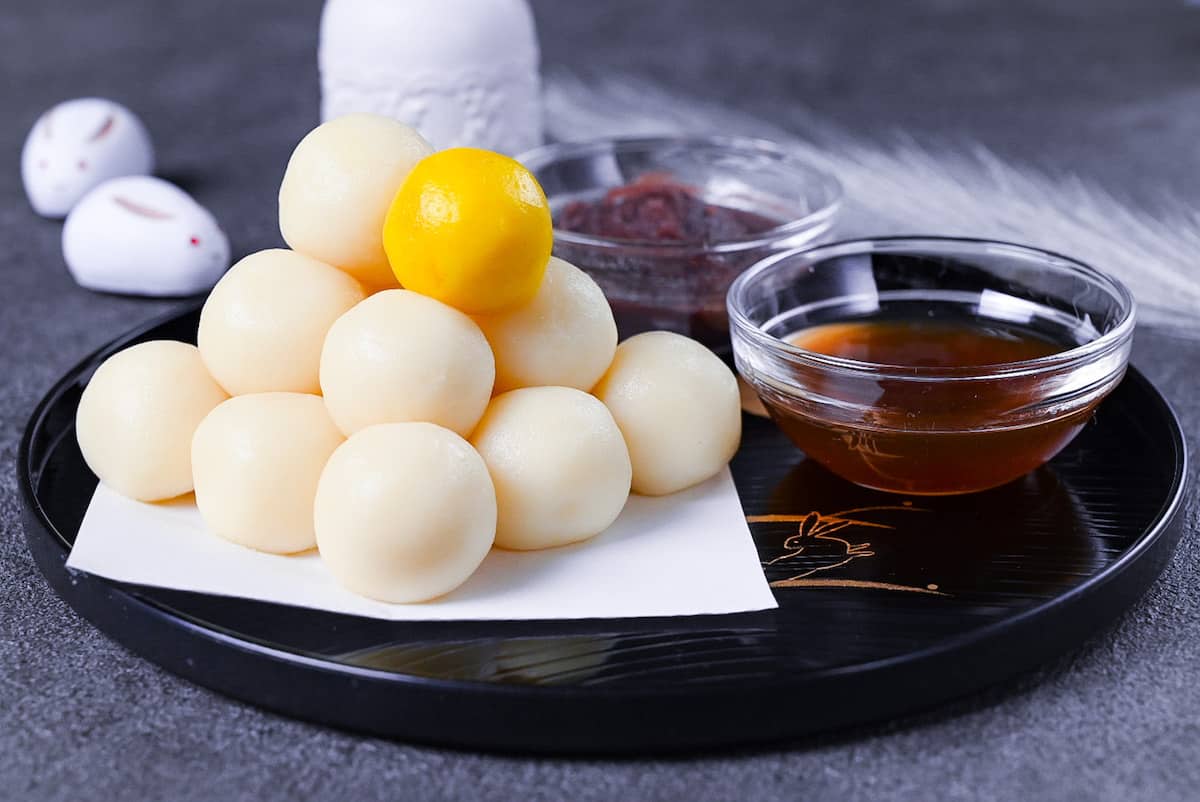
22,98 -> 155,218
62,176 -> 230,297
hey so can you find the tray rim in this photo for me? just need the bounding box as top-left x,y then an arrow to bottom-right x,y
16,302 -> 1191,750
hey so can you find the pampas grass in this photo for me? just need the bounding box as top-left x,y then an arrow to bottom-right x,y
543,73 -> 1200,334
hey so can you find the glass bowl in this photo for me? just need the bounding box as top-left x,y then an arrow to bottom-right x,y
518,136 -> 842,348
728,237 -> 1136,495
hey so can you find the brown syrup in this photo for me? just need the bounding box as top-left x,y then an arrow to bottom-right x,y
762,319 -> 1093,495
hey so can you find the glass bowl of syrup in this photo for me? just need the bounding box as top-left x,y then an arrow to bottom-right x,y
519,136 -> 842,349
728,237 -> 1136,495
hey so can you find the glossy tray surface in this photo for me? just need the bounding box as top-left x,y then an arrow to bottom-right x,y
19,304 -> 1188,753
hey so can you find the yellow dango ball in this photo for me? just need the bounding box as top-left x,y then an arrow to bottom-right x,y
382,148 -> 552,314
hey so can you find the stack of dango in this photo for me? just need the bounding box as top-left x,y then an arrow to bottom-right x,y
75,114 -> 742,603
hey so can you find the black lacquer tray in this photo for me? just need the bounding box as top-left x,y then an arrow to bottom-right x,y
19,303 -> 1188,754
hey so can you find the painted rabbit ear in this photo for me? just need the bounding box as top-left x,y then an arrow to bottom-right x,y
798,512 -> 821,536
113,195 -> 173,220
88,114 -> 115,142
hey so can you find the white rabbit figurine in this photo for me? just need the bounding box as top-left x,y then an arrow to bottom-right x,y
22,98 -> 155,218
62,176 -> 230,296
318,0 -> 543,155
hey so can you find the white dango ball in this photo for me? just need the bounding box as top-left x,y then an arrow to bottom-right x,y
62,176 -> 230,296
594,332 -> 741,496
279,114 -> 433,290
22,97 -> 154,218
473,257 -> 617,393
198,249 -> 365,396
76,341 -> 228,501
470,386 -> 631,550
320,290 -> 495,436
315,422 -> 497,603
191,393 -> 344,554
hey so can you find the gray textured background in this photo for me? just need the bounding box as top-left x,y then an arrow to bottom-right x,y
2,1 -> 1199,800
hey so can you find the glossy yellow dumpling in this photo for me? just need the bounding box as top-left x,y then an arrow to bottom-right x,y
382,148 -> 551,314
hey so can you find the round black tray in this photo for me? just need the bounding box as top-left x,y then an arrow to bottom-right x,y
19,303 -> 1188,754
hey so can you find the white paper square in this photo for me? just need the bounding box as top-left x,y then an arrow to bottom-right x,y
66,468 -> 778,621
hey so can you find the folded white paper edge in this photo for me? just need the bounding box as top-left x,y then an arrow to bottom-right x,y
67,468 -> 778,622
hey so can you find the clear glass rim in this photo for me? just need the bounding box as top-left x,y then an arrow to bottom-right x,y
727,236 -> 1138,381
518,135 -> 844,255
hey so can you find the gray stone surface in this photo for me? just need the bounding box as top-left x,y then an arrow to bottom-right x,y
1,1 -> 1198,800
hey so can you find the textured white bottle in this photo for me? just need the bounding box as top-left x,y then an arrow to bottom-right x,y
318,0 -> 542,155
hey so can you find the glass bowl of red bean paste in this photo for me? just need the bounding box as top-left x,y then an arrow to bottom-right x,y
519,136 -> 842,349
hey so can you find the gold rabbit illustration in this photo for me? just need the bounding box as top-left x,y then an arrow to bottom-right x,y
761,510 -> 876,582
750,504 -> 940,591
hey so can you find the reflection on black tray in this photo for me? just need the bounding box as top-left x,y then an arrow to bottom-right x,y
31,335 -> 1175,687
19,304 -> 1185,750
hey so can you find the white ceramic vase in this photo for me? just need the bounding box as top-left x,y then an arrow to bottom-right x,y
318,0 -> 543,155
